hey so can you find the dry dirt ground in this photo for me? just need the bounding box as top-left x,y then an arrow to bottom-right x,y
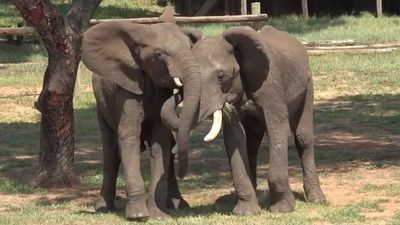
0,86 -> 399,224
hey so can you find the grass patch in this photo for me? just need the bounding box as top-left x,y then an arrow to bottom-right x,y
361,183 -> 400,197
266,12 -> 400,44
0,178 -> 34,194
392,211 -> 400,225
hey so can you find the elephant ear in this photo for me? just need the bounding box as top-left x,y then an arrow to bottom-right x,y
181,28 -> 202,45
223,26 -> 270,93
160,6 -> 176,23
81,21 -> 148,95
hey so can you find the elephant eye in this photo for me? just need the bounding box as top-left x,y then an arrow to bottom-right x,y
154,51 -> 162,59
217,73 -> 229,83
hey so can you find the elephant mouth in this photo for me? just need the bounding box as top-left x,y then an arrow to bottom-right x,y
165,91 -> 224,143
173,97 -> 223,142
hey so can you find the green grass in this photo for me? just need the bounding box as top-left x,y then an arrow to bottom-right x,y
266,12 -> 400,44
361,183 -> 400,197
0,199 -> 379,225
0,178 -> 34,194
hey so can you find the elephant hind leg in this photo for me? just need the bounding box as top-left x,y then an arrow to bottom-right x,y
95,112 -> 120,212
262,104 -> 295,213
294,95 -> 326,204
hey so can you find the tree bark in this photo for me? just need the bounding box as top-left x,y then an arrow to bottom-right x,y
12,0 -> 101,188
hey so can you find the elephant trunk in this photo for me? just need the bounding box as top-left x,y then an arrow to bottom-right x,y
160,92 -> 182,132
175,51 -> 201,178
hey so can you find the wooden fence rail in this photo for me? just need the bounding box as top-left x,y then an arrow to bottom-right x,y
0,14 -> 268,36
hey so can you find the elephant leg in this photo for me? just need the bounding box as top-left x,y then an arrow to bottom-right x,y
95,112 -> 120,212
294,97 -> 326,203
242,115 -> 265,191
147,122 -> 174,219
264,107 -> 295,213
167,153 -> 190,210
118,99 -> 148,221
223,112 -> 261,216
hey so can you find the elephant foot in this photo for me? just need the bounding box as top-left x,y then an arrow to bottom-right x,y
269,192 -> 295,213
167,197 -> 190,210
147,197 -> 169,220
148,206 -> 169,220
305,186 -> 326,203
233,199 -> 261,216
94,197 -> 115,213
125,200 -> 149,221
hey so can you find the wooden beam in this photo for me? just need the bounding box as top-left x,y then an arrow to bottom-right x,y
376,0 -> 383,17
0,27 -> 35,35
195,0 -> 218,16
90,14 -> 269,25
1,14 -> 269,36
301,0 -> 309,19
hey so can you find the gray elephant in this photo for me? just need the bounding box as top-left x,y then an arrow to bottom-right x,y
161,25 -> 326,215
80,8 -> 202,220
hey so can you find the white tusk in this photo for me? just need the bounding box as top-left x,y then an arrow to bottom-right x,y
177,101 -> 183,109
204,110 -> 222,142
173,77 -> 183,87
173,88 -> 179,95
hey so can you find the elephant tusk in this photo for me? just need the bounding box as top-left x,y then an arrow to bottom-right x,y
173,77 -> 183,87
177,101 -> 183,109
204,110 -> 222,142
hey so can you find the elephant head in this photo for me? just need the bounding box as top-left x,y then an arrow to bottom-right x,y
81,8 -> 202,178
161,26 -> 273,142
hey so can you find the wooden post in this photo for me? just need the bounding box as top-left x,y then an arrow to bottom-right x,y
301,0 -> 309,19
251,2 -> 261,15
241,0 -> 247,15
376,0 -> 383,17
250,2 -> 262,30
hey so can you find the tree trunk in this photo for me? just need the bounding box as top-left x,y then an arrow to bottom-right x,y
12,0 -> 101,188
36,44 -> 80,187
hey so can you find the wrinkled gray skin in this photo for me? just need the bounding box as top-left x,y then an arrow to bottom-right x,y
162,25 -> 326,215
81,15 -> 202,220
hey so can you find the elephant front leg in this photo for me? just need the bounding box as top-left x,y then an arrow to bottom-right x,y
264,109 -> 295,213
223,113 -> 260,216
119,101 -> 148,221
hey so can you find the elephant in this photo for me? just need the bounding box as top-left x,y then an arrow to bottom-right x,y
161,25 -> 326,215
80,7 -> 202,220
